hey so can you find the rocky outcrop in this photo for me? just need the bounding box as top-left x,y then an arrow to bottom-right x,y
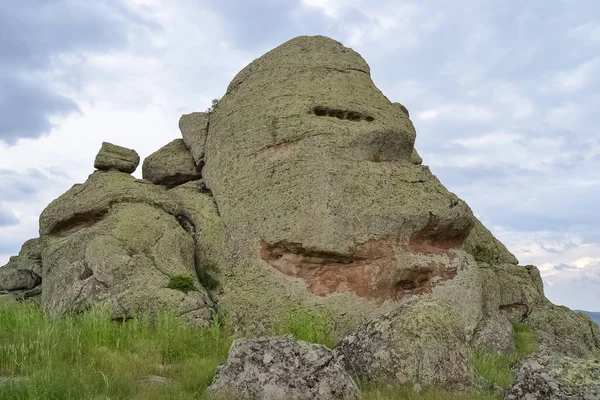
506,356 -> 600,400
39,169 -> 214,324
2,34 -> 599,397
526,304 -> 600,357
334,300 -> 474,388
0,238 -> 42,300
179,112 -> 209,166
142,139 -> 202,188
199,34 -> 485,334
208,335 -> 360,400
93,142 -> 140,173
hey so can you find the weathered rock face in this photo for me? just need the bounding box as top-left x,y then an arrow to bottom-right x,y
526,304 -> 600,357
334,300 -> 474,388
94,142 -> 140,173
2,34 -> 599,396
200,34 -> 488,333
506,356 -> 600,400
179,112 -> 209,166
38,170 -> 214,324
0,238 -> 42,300
142,139 -> 201,187
208,335 -> 360,400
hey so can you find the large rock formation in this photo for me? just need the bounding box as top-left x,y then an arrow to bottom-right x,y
1,35 -> 598,396
38,161 -> 214,324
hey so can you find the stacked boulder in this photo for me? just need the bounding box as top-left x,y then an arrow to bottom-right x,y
1,35 -> 599,398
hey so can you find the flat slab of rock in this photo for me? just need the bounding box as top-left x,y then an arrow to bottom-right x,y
94,142 -> 140,173
142,139 -> 201,188
207,334 -> 360,400
179,112 -> 209,165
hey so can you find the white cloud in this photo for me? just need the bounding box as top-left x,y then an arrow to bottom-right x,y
301,0 -> 441,52
569,22 -> 600,44
416,103 -> 495,122
543,59 -> 600,92
0,0 -> 249,263
1,0 -> 600,312
491,226 -> 600,311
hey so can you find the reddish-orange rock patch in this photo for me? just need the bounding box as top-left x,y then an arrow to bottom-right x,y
260,239 -> 459,302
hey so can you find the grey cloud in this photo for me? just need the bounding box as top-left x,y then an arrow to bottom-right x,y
0,168 -> 71,202
0,0 -> 158,144
0,207 -> 18,227
544,277 -> 600,312
554,264 -> 576,271
208,0 -> 333,50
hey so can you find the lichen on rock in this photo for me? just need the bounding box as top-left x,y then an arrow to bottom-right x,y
2,34 -> 599,398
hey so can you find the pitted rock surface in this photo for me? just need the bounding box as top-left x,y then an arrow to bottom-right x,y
94,142 -> 140,173
505,356 -> 600,400
142,139 -> 201,187
0,238 -> 42,300
3,34 -> 599,395
179,112 -> 209,166
39,170 -> 214,324
199,34 -> 494,333
208,335 -> 360,400
334,300 -> 474,388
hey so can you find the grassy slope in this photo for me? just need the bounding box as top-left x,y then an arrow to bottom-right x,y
0,300 -> 535,399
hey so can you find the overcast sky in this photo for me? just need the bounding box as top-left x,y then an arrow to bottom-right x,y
1,0 -> 599,311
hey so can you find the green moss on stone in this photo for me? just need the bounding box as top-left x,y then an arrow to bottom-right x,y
167,275 -> 196,293
474,244 -> 499,264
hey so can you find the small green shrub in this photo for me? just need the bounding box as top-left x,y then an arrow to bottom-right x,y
166,275 -> 196,293
206,98 -> 220,113
474,244 -> 498,264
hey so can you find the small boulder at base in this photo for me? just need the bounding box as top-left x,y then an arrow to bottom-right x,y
142,139 -> 202,188
505,356 -> 600,400
94,142 -> 140,173
207,335 -> 360,400
334,300 -> 474,389
0,238 -> 42,300
179,112 -> 209,166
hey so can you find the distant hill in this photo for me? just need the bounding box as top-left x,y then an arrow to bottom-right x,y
575,310 -> 600,326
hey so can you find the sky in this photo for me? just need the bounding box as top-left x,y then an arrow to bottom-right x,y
0,0 -> 599,311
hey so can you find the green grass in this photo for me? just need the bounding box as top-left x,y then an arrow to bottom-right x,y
0,299 -> 233,399
276,308 -> 336,348
470,322 -> 537,392
0,299 -> 537,400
